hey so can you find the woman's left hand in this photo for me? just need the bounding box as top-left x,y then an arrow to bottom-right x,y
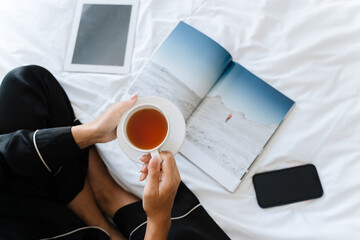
72,94 -> 137,149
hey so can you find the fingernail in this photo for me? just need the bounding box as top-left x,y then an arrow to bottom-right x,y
140,164 -> 147,172
138,154 -> 147,161
138,154 -> 147,160
139,173 -> 145,181
130,92 -> 139,101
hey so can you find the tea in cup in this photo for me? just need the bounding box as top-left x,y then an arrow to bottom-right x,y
122,103 -> 169,162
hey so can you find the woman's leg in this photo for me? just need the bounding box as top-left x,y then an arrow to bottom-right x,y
67,177 -> 126,240
0,65 -> 82,201
68,147 -> 139,239
87,147 -> 140,218
0,65 -> 76,134
0,66 -> 128,238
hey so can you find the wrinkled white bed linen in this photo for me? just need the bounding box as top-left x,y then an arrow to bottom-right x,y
1,0 -> 360,239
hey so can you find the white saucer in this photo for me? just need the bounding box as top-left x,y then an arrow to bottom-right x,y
117,96 -> 186,164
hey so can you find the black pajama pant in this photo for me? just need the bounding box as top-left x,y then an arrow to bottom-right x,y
0,65 -> 88,205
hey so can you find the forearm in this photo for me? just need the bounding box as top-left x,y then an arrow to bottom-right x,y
144,218 -> 171,240
0,128 -> 80,177
71,120 -> 111,149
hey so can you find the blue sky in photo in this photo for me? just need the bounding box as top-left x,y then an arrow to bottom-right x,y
209,63 -> 295,125
152,21 -> 232,97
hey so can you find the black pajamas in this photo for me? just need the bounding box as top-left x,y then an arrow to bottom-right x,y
0,65 -> 106,239
0,65 -> 89,205
0,66 -> 230,240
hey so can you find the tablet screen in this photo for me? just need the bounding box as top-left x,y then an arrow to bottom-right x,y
72,4 -> 132,66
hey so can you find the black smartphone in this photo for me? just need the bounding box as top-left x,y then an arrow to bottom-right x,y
253,164 -> 323,208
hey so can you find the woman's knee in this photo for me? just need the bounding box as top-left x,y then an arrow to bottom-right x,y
1,65 -> 56,90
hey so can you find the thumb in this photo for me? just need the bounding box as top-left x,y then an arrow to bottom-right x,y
146,156 -> 160,192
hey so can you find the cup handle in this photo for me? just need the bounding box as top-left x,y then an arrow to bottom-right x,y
150,149 -> 162,164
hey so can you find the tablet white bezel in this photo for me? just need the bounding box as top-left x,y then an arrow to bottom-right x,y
64,0 -> 138,74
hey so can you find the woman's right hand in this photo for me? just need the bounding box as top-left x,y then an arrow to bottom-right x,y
140,152 -> 181,240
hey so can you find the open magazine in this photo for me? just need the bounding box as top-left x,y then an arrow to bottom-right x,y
125,21 -> 295,192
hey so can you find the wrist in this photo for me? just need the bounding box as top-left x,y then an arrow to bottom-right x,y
148,216 -> 171,229
71,123 -> 97,149
85,121 -> 102,143
145,217 -> 171,240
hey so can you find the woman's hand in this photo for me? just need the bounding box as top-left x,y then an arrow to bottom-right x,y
89,94 -> 138,143
71,94 -> 137,149
140,152 -> 181,240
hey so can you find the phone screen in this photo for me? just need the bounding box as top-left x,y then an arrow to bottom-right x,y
252,164 -> 323,208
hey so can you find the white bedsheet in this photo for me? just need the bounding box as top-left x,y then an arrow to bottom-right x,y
1,0 -> 360,239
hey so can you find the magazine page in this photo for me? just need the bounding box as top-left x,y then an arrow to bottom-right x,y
126,21 -> 232,120
181,62 -> 295,191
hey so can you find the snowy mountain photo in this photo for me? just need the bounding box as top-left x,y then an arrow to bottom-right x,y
128,60 -> 201,120
186,95 -> 277,179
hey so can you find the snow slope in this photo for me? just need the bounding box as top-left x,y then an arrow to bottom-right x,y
128,60 -> 201,120
186,95 -> 277,178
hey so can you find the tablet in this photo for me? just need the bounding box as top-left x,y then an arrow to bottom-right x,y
64,0 -> 138,74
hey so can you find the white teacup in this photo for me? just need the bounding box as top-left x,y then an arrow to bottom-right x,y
121,103 -> 170,163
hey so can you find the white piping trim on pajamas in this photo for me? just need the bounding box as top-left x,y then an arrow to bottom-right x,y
39,226 -> 110,239
33,130 -> 52,173
129,221 -> 147,240
54,166 -> 63,176
170,203 -> 201,220
129,203 -> 202,240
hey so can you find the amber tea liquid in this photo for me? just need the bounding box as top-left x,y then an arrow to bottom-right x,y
126,108 -> 168,150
